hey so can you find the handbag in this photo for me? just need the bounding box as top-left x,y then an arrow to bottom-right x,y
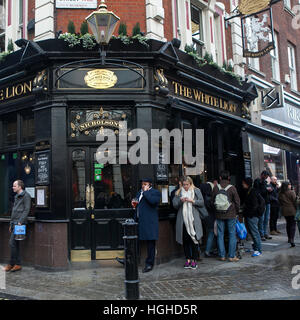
236,220 -> 247,240
14,225 -> 26,241
197,206 -> 209,220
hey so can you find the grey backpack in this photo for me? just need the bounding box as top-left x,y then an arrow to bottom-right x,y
214,184 -> 232,213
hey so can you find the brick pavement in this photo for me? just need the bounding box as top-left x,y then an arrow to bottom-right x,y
0,218 -> 299,300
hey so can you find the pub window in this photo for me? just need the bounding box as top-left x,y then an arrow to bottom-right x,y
93,152 -> 134,209
0,152 -> 18,216
20,150 -> 35,216
3,115 -> 17,146
21,113 -> 35,144
191,4 -> 205,57
72,150 -> 86,209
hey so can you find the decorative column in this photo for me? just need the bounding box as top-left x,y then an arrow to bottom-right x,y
34,0 -> 55,41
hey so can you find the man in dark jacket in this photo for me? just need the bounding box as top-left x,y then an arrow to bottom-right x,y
3,180 -> 31,272
269,176 -> 280,235
211,171 -> 240,262
200,179 -> 218,257
134,178 -> 161,272
257,170 -> 273,240
242,177 -> 262,257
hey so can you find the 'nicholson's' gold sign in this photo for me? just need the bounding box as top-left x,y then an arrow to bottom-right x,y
84,69 -> 118,89
0,80 -> 33,102
78,119 -> 123,132
239,0 -> 270,15
172,81 -> 239,115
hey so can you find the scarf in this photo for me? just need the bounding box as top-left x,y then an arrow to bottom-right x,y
181,188 -> 198,244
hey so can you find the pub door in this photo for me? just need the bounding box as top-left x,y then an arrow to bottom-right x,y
69,147 -> 134,261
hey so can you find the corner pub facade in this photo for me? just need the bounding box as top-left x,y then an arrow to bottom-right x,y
0,37 -> 259,270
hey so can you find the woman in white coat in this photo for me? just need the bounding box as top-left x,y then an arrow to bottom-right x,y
172,176 -> 205,269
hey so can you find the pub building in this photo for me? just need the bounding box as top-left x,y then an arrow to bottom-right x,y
8,26 -> 300,269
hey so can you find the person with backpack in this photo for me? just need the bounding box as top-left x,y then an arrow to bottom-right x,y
242,177 -> 262,257
211,170 -> 240,262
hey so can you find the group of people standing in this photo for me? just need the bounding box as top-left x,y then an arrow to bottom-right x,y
172,170 -> 300,269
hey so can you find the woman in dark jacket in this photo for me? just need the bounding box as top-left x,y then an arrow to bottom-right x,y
242,177 -> 262,256
278,182 -> 297,247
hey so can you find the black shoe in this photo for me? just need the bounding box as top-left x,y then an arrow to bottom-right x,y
265,235 -> 272,240
261,236 -> 266,241
291,243 -> 296,248
115,257 -> 125,265
142,265 -> 153,273
204,252 -> 213,258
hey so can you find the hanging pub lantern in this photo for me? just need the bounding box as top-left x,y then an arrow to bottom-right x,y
85,0 -> 120,45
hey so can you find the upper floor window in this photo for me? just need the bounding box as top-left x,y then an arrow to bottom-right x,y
284,0 -> 291,8
191,4 -> 204,57
270,32 -> 280,82
288,44 -> 298,91
18,0 -> 24,38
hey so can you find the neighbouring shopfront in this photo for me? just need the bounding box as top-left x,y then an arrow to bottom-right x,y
0,38 -> 258,269
260,93 -> 300,194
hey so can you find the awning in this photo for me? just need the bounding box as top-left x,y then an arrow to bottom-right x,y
245,122 -> 300,154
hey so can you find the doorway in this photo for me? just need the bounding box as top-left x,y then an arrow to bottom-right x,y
69,147 -> 135,261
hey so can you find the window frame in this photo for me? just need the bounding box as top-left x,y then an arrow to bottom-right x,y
288,44 -> 298,91
270,32 -> 280,82
191,3 -> 205,57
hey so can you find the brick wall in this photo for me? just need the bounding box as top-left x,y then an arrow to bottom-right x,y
163,0 -> 174,41
55,0 -> 146,37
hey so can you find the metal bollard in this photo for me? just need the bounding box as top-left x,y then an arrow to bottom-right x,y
123,218 -> 139,300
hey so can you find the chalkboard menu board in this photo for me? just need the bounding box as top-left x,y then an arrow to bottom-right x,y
36,151 -> 50,185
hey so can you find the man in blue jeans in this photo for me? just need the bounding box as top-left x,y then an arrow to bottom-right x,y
242,177 -> 262,256
257,171 -> 272,241
211,171 -> 240,262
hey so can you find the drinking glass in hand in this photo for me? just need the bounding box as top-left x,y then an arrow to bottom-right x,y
131,198 -> 139,209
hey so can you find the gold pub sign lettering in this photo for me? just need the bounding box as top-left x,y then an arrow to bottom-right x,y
84,69 -> 118,89
78,119 -> 123,132
0,80 -> 33,102
172,81 -> 238,114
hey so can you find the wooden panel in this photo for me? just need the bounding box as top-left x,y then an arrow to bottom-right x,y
71,218 -> 90,250
71,250 -> 91,262
96,250 -> 124,260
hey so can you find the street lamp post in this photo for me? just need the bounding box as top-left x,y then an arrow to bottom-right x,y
86,0 -> 120,64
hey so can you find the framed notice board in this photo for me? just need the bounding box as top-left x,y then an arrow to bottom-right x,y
35,151 -> 51,185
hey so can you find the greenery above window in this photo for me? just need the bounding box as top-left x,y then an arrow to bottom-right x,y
185,45 -> 242,85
